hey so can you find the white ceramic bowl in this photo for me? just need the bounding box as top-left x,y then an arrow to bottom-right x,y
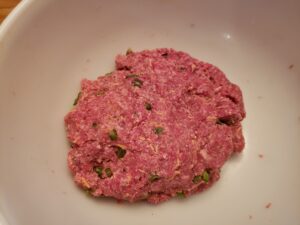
0,1 -> 300,225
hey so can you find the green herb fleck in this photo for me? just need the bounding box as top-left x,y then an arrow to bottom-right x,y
202,170 -> 210,183
115,146 -> 126,159
192,175 -> 202,184
73,92 -> 81,106
176,191 -> 185,198
94,166 -> 103,178
154,127 -> 164,135
84,188 -> 93,195
126,74 -> 139,79
105,168 -> 113,177
108,129 -> 118,141
216,117 -> 235,126
216,119 -> 223,125
69,142 -> 76,148
145,102 -> 152,111
132,78 -> 143,88
126,48 -> 133,55
96,88 -> 108,96
149,174 -> 160,182
92,122 -> 98,128
105,72 -> 113,76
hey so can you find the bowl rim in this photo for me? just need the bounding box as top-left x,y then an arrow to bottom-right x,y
0,1 -> 34,224
0,0 -> 33,41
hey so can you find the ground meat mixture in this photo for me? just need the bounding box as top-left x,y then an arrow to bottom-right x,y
65,48 -> 246,204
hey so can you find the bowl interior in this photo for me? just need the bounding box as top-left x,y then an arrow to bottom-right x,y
0,0 -> 300,225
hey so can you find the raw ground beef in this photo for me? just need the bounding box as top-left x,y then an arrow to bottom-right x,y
65,48 -> 246,204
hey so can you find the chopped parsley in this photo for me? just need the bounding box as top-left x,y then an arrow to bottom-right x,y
94,166 -> 103,178
126,74 -> 139,79
126,48 -> 133,55
84,188 -> 93,195
202,170 -> 210,183
96,88 -> 107,96
149,174 -> 160,182
132,78 -> 143,88
154,127 -> 164,135
105,72 -> 113,76
216,117 -> 235,126
115,146 -> 126,159
69,142 -> 76,148
105,168 -> 113,177
108,129 -> 118,141
176,191 -> 185,198
73,92 -> 81,106
192,170 -> 210,184
145,102 -> 152,111
192,175 -> 202,184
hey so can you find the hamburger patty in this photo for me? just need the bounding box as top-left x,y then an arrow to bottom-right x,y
65,48 -> 246,204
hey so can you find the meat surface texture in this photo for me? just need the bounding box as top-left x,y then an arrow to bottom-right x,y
65,48 -> 246,204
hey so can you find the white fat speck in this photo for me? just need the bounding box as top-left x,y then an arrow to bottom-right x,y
214,86 -> 222,92
138,169 -> 146,174
200,149 -> 210,160
120,175 -> 132,186
139,136 -> 146,141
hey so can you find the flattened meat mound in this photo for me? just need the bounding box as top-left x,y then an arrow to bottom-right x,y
65,48 -> 246,204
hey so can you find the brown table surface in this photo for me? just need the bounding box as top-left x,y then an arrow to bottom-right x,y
0,0 -> 21,24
